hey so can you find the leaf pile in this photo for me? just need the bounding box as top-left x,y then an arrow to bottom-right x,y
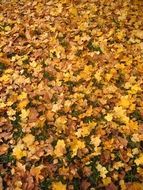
0,0 -> 143,189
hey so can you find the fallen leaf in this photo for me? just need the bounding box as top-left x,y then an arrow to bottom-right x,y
52,181 -> 66,190
54,140 -> 66,157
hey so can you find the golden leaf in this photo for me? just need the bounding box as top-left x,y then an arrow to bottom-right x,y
69,6 -> 78,16
70,139 -> 85,157
135,153 -> 143,166
119,96 -> 130,108
12,144 -> 27,160
52,182 -> 66,190
102,177 -> 111,186
20,109 -> 29,120
22,134 -> 35,146
30,165 -> 44,181
55,116 -> 67,132
18,92 -> 27,100
54,140 -> 66,157
18,99 -> 29,109
105,113 -> 113,121
96,163 -> 108,179
91,136 -> 101,148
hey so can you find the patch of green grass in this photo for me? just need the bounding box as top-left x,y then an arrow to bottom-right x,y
71,110 -> 81,117
0,152 -> 15,164
58,37 -> 68,48
40,178 -> 52,190
124,166 -> 138,182
0,62 -> 6,74
87,40 -> 102,53
130,109 -> 143,122
88,157 -> 100,186
82,116 -> 94,123
43,71 -> 55,81
73,178 -> 80,190
75,49 -> 82,56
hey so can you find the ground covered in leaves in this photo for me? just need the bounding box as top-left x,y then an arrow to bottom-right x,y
0,0 -> 143,189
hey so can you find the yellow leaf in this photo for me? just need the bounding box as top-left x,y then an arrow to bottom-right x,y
94,69 -> 102,82
69,6 -> 78,16
119,95 -> 130,108
119,180 -> 126,190
0,100 -> 6,109
131,133 -> 140,142
22,134 -> 35,146
7,109 -> 16,117
30,61 -> 37,68
12,144 -> 27,160
64,100 -> 72,112
18,99 -> 29,109
70,139 -> 85,157
102,177 -> 111,186
55,116 -> 67,132
52,182 -> 66,190
113,161 -> 124,170
105,113 -> 113,121
96,163 -> 108,178
91,136 -> 101,148
105,73 -> 113,82
135,153 -> 143,166
134,30 -> 143,39
130,84 -> 141,94
128,120 -> 139,132
132,148 -> 139,155
54,140 -> 66,157
18,92 -> 27,100
5,26 -> 11,31
0,14 -> 3,21
114,106 -> 129,124
76,126 -> 89,137
0,74 -> 10,82
20,109 -> 29,120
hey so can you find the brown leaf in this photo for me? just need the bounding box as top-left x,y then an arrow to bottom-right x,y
25,29 -> 31,40
28,108 -> 39,122
106,183 -> 117,190
0,57 -> 10,65
0,176 -> 3,190
80,180 -> 90,190
83,166 -> 92,177
118,137 -> 128,147
100,150 -> 111,165
46,110 -> 54,121
0,144 -> 9,155
120,149 -> 129,162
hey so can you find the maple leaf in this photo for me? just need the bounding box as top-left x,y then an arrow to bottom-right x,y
30,165 -> 44,181
18,99 -> 29,109
119,95 -> 130,108
69,6 -> 78,16
12,144 -> 27,160
54,140 -> 66,157
102,177 -> 111,186
18,92 -> 27,100
22,134 -> 35,146
91,136 -> 101,148
135,154 -> 143,166
55,116 -> 67,132
70,139 -> 85,157
20,109 -> 29,120
52,182 -> 66,190
105,113 -> 113,121
96,163 -> 108,179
